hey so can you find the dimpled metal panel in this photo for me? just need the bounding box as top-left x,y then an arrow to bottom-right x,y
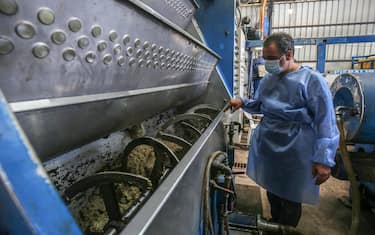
0,0 -> 218,159
140,0 -> 197,29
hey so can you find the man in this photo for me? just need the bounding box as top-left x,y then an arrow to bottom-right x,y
225,33 -> 339,227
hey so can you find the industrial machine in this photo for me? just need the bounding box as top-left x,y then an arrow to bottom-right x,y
0,0 -> 234,234
0,0 -> 314,234
331,72 -> 375,235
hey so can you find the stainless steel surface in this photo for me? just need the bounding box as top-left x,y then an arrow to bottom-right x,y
15,83 -> 208,160
10,82 -> 207,112
0,0 -> 218,101
139,0 -> 197,29
121,111 -> 226,235
0,0 -> 219,159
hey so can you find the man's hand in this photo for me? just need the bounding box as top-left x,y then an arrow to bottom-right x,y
224,98 -> 243,113
312,163 -> 331,185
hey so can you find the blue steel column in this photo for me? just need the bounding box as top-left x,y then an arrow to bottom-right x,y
195,0 -> 236,96
317,42 -> 327,73
0,90 -> 82,235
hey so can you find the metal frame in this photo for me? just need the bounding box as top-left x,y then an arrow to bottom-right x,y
352,54 -> 375,69
0,89 -> 82,235
246,35 -> 375,73
128,0 -> 220,59
121,111 -> 226,235
195,0 -> 236,96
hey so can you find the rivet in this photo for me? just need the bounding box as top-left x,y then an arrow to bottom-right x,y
62,48 -> 76,61
118,56 -> 125,66
166,56 -> 171,62
153,61 -> 159,68
97,40 -> 107,52
15,21 -> 36,39
109,30 -> 118,42
160,55 -> 165,61
32,42 -> 49,59
158,46 -> 163,53
152,53 -> 158,59
85,51 -> 96,63
77,36 -> 90,49
171,50 -> 175,56
103,54 -> 112,65
165,48 -> 170,54
51,30 -> 66,45
146,60 -> 152,67
136,49 -> 142,58
160,63 -> 165,68
134,38 -> 141,47
113,44 -> 121,55
126,47 -> 134,56
37,7 -> 55,25
0,0 -> 17,15
143,41 -> 150,49
122,34 -> 130,44
68,17 -> 82,33
91,25 -> 102,38
0,36 -> 14,55
144,51 -> 150,58
151,43 -> 157,51
128,57 -> 136,66
138,59 -> 145,67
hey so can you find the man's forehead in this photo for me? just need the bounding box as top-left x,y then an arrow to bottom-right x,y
263,42 -> 281,58
263,42 -> 279,51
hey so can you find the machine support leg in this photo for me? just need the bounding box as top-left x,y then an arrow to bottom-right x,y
336,117 -> 360,235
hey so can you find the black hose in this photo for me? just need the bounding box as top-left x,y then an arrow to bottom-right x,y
256,215 -> 303,235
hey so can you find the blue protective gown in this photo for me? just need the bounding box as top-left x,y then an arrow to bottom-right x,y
241,67 -> 339,204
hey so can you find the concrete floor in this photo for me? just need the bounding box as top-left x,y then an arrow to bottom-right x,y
232,149 -> 375,235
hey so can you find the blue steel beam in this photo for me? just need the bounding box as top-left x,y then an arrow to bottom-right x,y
246,35 -> 375,73
0,90 -> 82,235
195,0 -> 236,96
246,35 -> 375,48
317,42 -> 327,73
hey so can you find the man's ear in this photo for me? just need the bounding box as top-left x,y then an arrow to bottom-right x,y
285,50 -> 293,60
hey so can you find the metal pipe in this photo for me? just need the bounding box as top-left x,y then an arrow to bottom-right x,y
336,114 -> 360,235
203,151 -> 230,235
259,0 -> 267,39
256,215 -> 303,235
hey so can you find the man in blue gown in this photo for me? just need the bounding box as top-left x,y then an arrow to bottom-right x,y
225,33 -> 339,227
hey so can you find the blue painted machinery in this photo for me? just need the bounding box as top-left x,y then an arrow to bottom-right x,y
0,1 -> 311,234
0,0 -> 239,234
331,73 -> 375,143
331,72 -> 375,235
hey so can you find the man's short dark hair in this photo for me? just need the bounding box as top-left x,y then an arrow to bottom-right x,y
264,32 -> 294,55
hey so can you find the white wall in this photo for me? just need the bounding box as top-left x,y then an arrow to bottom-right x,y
241,0 -> 375,71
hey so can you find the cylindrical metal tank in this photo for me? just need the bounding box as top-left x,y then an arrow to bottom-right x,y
330,73 -> 375,143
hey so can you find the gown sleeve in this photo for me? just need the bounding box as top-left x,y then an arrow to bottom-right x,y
239,79 -> 263,114
306,73 -> 339,167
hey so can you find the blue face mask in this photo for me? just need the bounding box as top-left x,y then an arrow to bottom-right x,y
265,56 -> 284,75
